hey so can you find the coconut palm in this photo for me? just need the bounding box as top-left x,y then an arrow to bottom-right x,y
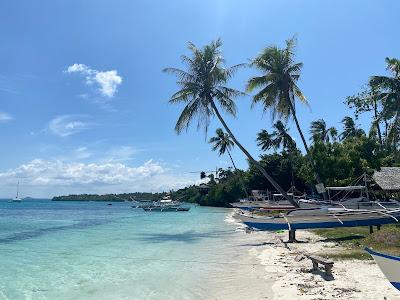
340,116 -> 365,140
209,128 -> 248,197
246,36 -> 326,196
209,128 -> 236,166
257,121 -> 296,152
310,119 -> 338,143
164,39 -> 298,206
257,121 -> 297,188
370,57 -> 400,149
256,129 -> 274,152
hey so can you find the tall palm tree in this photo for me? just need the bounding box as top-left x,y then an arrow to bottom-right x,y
310,119 -> 338,143
340,116 -> 365,140
246,36 -> 326,196
209,128 -> 248,197
164,39 -> 298,207
370,57 -> 400,149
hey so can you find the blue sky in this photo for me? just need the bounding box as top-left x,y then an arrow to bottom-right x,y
0,0 -> 399,198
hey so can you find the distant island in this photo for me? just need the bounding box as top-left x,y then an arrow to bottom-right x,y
52,192 -> 167,202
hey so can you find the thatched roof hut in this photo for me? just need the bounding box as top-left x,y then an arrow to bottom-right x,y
373,167 -> 400,191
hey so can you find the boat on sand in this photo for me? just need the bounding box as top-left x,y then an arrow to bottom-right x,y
365,247 -> 400,292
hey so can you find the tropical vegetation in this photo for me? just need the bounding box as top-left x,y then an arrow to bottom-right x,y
167,39 -> 400,207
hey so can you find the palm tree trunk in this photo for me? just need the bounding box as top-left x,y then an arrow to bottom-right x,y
286,97 -> 327,199
210,100 -> 299,207
373,98 -> 383,148
226,148 -> 249,198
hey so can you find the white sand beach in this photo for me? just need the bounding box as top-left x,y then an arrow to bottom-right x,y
241,228 -> 400,300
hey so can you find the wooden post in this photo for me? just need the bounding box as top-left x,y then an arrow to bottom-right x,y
369,226 -> 374,234
288,230 -> 296,243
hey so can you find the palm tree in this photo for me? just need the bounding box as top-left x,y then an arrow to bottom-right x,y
340,116 -> 365,140
246,36 -> 326,196
164,39 -> 298,207
257,121 -> 296,152
257,121 -> 297,188
310,119 -> 338,143
256,129 -> 274,152
209,128 -> 248,197
370,57 -> 400,149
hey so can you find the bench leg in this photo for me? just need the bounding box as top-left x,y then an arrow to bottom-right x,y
312,261 -> 318,271
377,225 -> 381,231
369,225 -> 373,234
325,265 -> 333,276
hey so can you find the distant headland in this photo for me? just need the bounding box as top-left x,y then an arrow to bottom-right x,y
52,192 -> 167,202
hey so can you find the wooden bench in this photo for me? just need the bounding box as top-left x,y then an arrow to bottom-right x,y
305,254 -> 334,276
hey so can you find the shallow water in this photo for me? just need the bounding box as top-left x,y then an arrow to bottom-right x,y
0,200 -> 269,300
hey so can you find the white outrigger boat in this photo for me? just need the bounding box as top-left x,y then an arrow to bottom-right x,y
142,195 -> 190,212
365,247 -> 400,292
237,207 -> 400,231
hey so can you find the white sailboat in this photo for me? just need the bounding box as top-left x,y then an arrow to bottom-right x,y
12,181 -> 22,202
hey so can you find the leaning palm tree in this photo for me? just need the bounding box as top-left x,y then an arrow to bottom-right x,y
164,39 -> 298,206
310,119 -> 337,143
246,36 -> 326,196
209,128 -> 248,197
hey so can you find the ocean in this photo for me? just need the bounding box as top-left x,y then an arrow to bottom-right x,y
0,199 -> 269,300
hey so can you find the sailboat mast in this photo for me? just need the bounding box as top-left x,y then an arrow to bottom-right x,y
16,181 -> 19,198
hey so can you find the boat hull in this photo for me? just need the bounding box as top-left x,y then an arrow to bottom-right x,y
365,247 -> 400,292
238,212 -> 400,231
143,206 -> 190,212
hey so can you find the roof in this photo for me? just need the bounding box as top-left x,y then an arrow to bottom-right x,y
373,167 -> 400,191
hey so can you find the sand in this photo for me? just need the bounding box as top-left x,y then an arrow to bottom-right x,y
229,211 -> 400,300
248,229 -> 400,300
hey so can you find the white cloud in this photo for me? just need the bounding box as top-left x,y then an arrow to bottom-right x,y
0,112 -> 13,123
0,159 -> 198,197
48,115 -> 94,137
105,146 -> 139,162
66,63 -> 122,98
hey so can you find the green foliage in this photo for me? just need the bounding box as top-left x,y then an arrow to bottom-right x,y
314,225 -> 400,259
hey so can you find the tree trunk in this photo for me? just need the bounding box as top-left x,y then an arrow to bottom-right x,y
226,148 -> 249,198
286,95 -> 327,199
210,100 -> 299,207
373,98 -> 383,147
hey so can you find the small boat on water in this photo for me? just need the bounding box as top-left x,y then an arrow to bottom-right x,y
365,247 -> 400,292
132,199 -> 155,209
11,181 -> 22,203
142,195 -> 190,212
237,208 -> 400,231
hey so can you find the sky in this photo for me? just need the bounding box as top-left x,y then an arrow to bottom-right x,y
0,0 -> 399,198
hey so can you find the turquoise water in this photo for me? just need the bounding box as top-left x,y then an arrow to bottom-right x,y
0,200 -> 266,300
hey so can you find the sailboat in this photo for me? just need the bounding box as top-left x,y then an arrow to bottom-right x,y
12,181 -> 22,202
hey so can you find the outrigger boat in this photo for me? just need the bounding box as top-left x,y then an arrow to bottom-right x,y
142,195 -> 190,212
237,208 -> 400,231
365,247 -> 400,292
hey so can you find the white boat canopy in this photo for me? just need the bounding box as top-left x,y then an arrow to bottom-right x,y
326,186 -> 366,191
